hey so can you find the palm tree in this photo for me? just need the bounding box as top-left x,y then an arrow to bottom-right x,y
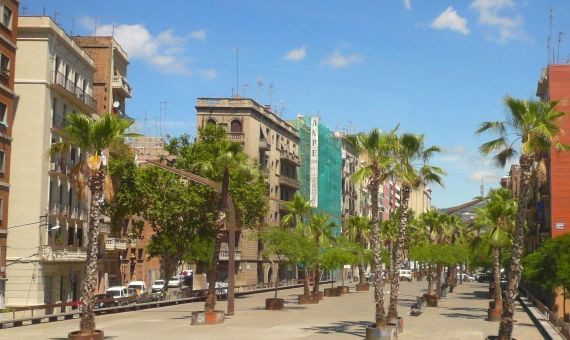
193,136 -> 252,314
50,113 -> 135,336
379,217 -> 398,277
344,128 -> 397,328
306,213 -> 335,293
343,216 -> 370,286
387,133 -> 445,321
444,215 -> 466,290
282,193 -> 313,295
477,97 -> 569,339
417,210 -> 446,296
473,188 -> 516,314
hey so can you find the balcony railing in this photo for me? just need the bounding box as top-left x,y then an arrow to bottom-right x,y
259,138 -> 271,150
112,75 -> 132,97
49,161 -> 71,175
228,132 -> 244,143
40,245 -> 87,262
52,71 -> 97,110
279,175 -> 300,190
279,150 -> 300,166
219,250 -> 241,261
106,238 -> 128,251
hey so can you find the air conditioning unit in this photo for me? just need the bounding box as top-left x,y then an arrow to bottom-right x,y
50,162 -> 57,171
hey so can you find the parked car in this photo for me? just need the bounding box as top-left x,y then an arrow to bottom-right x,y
399,269 -> 412,281
215,281 -> 228,299
106,286 -> 131,305
151,279 -> 166,293
128,281 -> 148,295
168,276 -> 181,288
476,272 -> 493,283
457,273 -> 475,282
93,293 -> 116,309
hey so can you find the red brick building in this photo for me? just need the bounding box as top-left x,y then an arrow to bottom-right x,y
0,0 -> 17,305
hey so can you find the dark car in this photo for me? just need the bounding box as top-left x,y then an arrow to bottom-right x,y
476,272 -> 492,283
93,293 -> 117,309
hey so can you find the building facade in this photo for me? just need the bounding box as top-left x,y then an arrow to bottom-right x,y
0,0 -> 17,307
7,16 -> 96,306
195,97 -> 300,286
126,136 -> 168,163
409,184 -> 432,218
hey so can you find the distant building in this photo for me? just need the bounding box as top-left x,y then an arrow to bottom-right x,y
126,136 -> 168,162
195,97 -> 300,286
295,115 -> 342,233
409,184 -> 432,218
8,16 -> 96,307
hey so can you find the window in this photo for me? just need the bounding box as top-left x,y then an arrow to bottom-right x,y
2,5 -> 11,28
230,120 -> 242,133
206,118 -> 216,125
77,228 -> 83,247
0,54 -> 9,78
0,102 -> 6,125
0,149 -> 5,173
0,197 -> 3,223
67,225 -> 74,246
52,98 -> 57,126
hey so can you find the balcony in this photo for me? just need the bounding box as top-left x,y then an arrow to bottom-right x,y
219,250 -> 241,261
228,132 -> 244,143
279,150 -> 300,166
105,237 -> 128,251
279,176 -> 300,190
49,161 -> 71,176
40,245 -> 87,262
112,75 -> 132,98
51,71 -> 97,111
70,206 -> 89,221
259,138 -> 271,151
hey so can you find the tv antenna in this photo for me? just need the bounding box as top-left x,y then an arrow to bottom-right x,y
557,32 -> 565,63
256,78 -> 264,102
235,48 -> 239,98
159,101 -> 167,138
548,7 -> 553,64
243,83 -> 249,98
269,83 -> 274,108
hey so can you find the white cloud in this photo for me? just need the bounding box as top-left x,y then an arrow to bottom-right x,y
468,170 -> 500,182
431,7 -> 470,35
189,29 -> 207,41
283,45 -> 307,61
198,69 -> 217,80
470,0 -> 524,42
403,0 -> 412,10
321,50 -> 362,68
90,22 -> 205,75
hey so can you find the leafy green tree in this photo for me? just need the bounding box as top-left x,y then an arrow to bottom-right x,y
344,128 -> 398,327
388,133 -> 445,320
50,113 -> 136,335
321,236 -> 361,288
473,188 -> 516,310
523,234 -> 570,319
305,214 -> 335,293
281,194 -> 313,295
477,97 -> 570,340
343,216 -> 371,285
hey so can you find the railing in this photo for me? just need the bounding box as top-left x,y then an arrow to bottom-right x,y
279,175 -> 300,189
227,132 -> 244,142
219,250 -> 241,261
49,161 -> 70,175
106,238 -> 128,251
40,245 -> 87,262
279,149 -> 300,165
51,71 -> 97,110
112,75 -> 132,96
520,285 -> 570,339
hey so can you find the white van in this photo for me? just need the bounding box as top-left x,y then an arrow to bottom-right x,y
128,281 -> 147,295
399,269 -> 412,281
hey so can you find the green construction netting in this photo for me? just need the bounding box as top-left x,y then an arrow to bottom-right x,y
293,116 -> 342,235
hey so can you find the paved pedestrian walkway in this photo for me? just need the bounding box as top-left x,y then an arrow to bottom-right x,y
0,281 -> 543,339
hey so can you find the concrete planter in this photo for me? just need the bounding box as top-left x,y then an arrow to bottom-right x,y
487,308 -> 501,322
312,291 -> 323,301
337,286 -> 350,294
68,330 -> 104,340
191,310 -> 225,325
298,294 -> 318,304
424,293 -> 438,307
356,283 -> 370,291
324,288 -> 339,297
388,317 -> 404,334
265,298 -> 284,310
365,324 -> 398,340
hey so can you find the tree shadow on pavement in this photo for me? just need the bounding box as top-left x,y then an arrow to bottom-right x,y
50,338 -> 117,340
441,312 -> 484,319
448,307 -> 487,313
302,320 -> 370,338
455,291 -> 488,299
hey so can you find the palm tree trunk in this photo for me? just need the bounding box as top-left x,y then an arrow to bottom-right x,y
445,266 -> 452,287
427,264 -> 433,295
369,174 -> 386,327
274,263 -> 279,299
492,246 -> 503,310
79,169 -> 104,334
387,185 -> 411,320
436,264 -> 442,298
303,266 -> 310,295
205,168 -> 230,313
358,263 -> 365,285
498,155 -> 531,340
312,264 -> 320,293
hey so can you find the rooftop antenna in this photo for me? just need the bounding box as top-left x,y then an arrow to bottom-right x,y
71,17 -> 75,36
144,111 -> 148,136
243,83 -> 248,98
256,78 -> 263,102
548,7 -> 553,64
235,48 -> 239,98
53,11 -> 60,24
159,101 -> 167,138
557,32 -> 565,63
43,7 -> 46,16
269,83 -> 274,108
22,6 -> 27,16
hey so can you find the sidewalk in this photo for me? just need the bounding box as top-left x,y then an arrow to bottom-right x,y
0,281 -> 544,339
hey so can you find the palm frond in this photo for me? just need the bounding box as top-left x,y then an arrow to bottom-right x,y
479,137 -> 508,155
475,121 -> 506,135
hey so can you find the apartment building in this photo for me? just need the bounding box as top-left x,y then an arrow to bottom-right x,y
126,136 -> 168,163
409,184 -> 432,218
0,0 -> 17,307
74,36 -> 131,117
196,97 -> 300,286
7,16 -> 96,306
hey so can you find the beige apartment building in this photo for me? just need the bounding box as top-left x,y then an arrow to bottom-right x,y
6,16 -> 96,306
409,184 -> 432,217
127,136 -> 168,163
196,97 -> 300,286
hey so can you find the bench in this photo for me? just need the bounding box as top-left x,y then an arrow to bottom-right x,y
409,296 -> 427,316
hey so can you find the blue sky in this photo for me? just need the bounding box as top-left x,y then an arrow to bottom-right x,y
21,0 -> 570,208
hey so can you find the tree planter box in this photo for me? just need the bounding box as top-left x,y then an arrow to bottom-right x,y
312,291 -> 323,301
487,308 -> 501,322
388,317 -> 404,333
424,294 -> 438,307
324,288 -> 339,297
365,324 -> 398,340
489,300 -> 503,311
356,283 -> 370,291
337,286 -> 350,294
68,330 -> 104,340
265,298 -> 284,310
191,310 -> 225,325
298,294 -> 318,304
